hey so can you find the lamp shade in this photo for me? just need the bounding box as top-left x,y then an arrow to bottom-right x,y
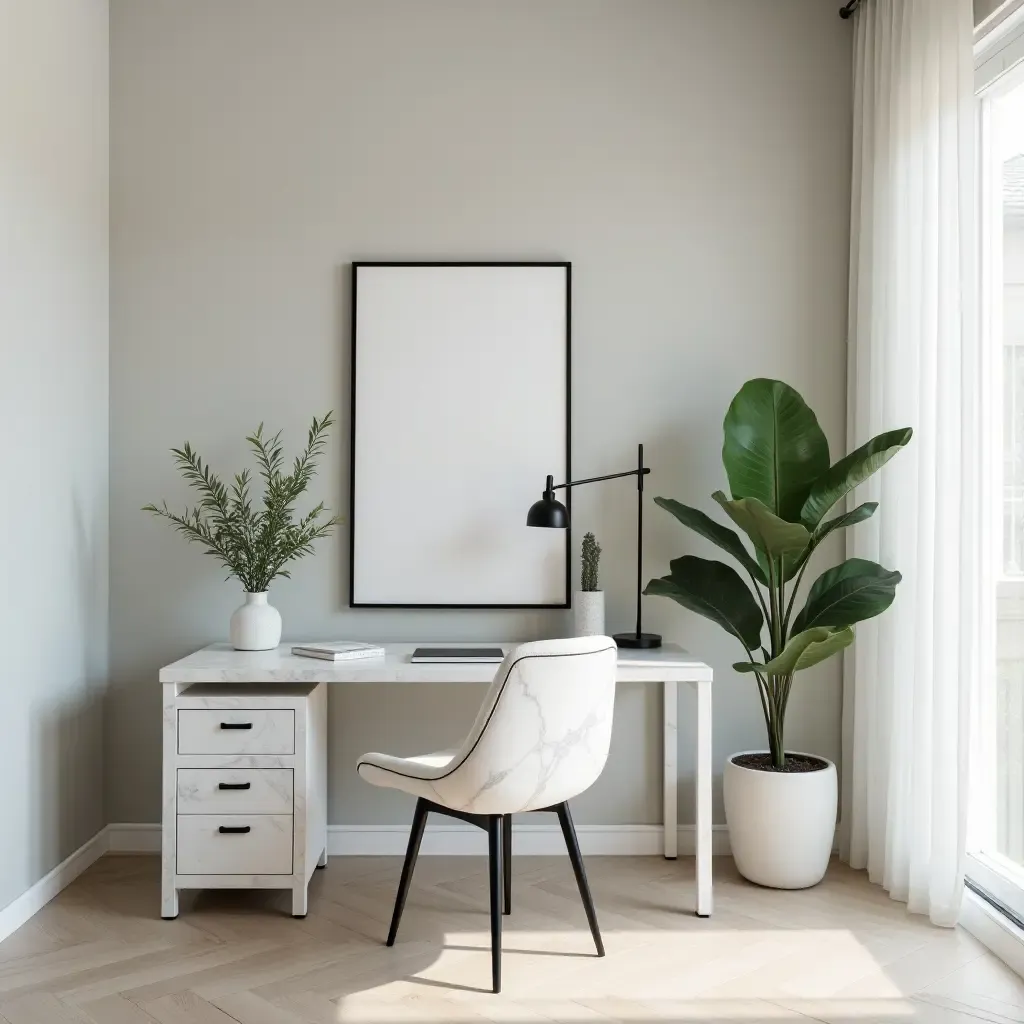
526,493 -> 569,529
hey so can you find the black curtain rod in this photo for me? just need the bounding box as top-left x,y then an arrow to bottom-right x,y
839,0 -> 862,17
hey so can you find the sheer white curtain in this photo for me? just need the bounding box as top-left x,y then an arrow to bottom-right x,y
841,0 -> 982,926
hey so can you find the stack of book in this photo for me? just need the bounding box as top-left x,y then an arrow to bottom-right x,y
291,642 -> 385,662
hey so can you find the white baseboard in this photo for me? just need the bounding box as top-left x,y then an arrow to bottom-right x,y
104,822 -> 733,857
0,828 -> 108,944
961,889 -> 1024,978
0,821 -> 726,947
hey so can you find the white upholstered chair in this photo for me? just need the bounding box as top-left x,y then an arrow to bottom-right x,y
356,636 -> 618,993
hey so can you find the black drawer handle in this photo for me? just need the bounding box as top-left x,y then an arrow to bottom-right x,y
218,825 -> 251,834
218,782 -> 251,791
220,722 -> 252,730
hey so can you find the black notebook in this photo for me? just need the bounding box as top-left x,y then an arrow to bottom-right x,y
410,647 -> 505,664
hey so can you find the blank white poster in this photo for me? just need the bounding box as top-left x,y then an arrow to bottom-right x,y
350,263 -> 569,606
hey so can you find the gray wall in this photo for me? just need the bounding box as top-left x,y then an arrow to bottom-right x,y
109,0 -> 852,828
0,1 -> 109,908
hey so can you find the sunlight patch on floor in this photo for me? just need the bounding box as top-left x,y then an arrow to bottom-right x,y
332,928 -> 945,1022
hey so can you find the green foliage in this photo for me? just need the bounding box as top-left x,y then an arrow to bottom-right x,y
791,559 -> 901,634
143,413 -> 342,594
722,378 -> 830,521
581,532 -> 602,592
644,556 -> 763,650
711,492 -> 811,557
645,379 -> 911,768
734,626 -> 855,677
800,428 -> 913,527
653,497 -> 767,586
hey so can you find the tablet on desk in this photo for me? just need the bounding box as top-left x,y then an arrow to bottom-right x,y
410,647 -> 505,664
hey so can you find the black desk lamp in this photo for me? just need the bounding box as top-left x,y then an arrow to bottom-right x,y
527,443 -> 662,649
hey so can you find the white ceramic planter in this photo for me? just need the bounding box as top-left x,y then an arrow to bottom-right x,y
229,592 -> 282,651
574,590 -> 605,637
723,750 -> 837,889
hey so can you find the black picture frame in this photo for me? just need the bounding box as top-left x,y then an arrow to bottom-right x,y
348,261 -> 572,609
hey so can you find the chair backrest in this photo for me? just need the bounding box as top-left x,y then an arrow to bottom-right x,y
432,636 -> 618,815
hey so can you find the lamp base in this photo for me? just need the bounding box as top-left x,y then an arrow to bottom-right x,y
613,632 -> 662,649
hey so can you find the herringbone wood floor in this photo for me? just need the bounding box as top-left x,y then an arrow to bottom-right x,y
0,854 -> 1018,1023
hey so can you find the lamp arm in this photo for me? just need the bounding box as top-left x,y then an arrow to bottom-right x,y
550,467 -> 651,491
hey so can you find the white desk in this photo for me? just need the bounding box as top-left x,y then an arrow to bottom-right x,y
160,641 -> 714,916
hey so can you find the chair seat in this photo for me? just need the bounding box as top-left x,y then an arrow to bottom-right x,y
357,748 -> 460,804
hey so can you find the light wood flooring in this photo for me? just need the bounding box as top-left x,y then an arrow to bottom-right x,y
0,854 -> 1019,1023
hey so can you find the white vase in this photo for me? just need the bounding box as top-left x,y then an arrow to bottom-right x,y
229,592 -> 282,651
574,590 -> 605,637
723,750 -> 837,889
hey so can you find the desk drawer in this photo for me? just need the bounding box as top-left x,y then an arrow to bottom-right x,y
177,769 -> 293,815
176,815 -> 293,875
178,710 -> 294,755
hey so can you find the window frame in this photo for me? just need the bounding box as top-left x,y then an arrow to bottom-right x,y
967,38 -> 1024,917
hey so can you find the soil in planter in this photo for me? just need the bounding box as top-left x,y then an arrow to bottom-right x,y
734,752 -> 829,773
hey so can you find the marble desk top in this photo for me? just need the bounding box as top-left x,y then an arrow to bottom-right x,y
159,642 -> 713,685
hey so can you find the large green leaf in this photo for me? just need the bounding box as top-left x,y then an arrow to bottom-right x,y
814,502 -> 877,543
644,555 -> 763,650
775,502 -> 877,585
771,501 -> 878,586
722,379 -> 830,521
712,491 -> 811,560
734,625 -> 854,676
792,558 -> 901,634
800,428 -> 913,527
653,496 -> 767,586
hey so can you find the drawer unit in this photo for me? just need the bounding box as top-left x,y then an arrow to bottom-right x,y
177,768 -> 293,815
176,815 -> 293,875
177,709 -> 294,755
162,681 -> 327,919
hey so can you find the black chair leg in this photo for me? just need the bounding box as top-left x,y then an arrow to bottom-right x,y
555,801 -> 605,957
487,815 -> 503,993
386,798 -> 428,946
502,814 -> 512,915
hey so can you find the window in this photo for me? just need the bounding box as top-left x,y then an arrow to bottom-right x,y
970,25 -> 1024,917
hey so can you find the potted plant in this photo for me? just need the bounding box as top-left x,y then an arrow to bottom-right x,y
644,379 -> 911,888
144,413 -> 342,651
575,532 -> 604,636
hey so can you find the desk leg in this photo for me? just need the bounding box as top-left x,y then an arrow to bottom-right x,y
695,678 -> 713,917
663,680 -> 677,860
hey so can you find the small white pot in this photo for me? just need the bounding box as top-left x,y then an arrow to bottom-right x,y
229,592 -> 282,651
574,590 -> 605,637
723,750 -> 837,889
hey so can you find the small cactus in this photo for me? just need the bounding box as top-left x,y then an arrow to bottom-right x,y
581,532 -> 602,592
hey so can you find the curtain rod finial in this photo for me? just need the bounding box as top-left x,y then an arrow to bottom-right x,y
840,0 -> 861,18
